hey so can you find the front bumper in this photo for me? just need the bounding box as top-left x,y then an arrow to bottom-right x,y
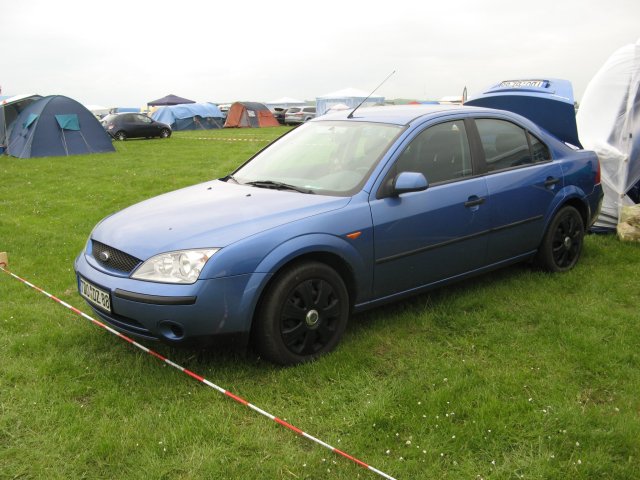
74,252 -> 268,343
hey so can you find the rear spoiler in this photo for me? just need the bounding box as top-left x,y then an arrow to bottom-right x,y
465,79 -> 582,148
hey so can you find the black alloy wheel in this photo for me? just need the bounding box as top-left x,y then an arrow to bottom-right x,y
536,206 -> 584,272
253,261 -> 349,365
160,128 -> 171,138
114,131 -> 127,141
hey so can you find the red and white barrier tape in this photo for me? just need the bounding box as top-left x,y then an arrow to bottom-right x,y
0,265 -> 397,480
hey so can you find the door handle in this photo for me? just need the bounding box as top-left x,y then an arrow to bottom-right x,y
464,196 -> 485,208
544,177 -> 560,188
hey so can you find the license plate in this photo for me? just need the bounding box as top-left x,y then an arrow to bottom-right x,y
79,277 -> 111,313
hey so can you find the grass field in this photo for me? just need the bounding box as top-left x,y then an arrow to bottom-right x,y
1,128 -> 639,479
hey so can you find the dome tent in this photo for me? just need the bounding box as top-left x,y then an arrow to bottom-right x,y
223,102 -> 279,128
151,103 -> 224,131
1,94 -> 42,151
6,95 -> 115,158
316,88 -> 385,116
577,38 -> 640,230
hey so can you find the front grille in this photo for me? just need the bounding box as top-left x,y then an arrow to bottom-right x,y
92,240 -> 141,274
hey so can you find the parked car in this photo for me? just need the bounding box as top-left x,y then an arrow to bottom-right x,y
75,101 -> 603,365
284,106 -> 316,124
272,107 -> 288,125
101,113 -> 171,141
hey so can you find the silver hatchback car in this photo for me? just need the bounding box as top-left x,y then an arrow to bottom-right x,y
284,106 -> 316,124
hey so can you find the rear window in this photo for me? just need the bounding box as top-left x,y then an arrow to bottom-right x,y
287,108 -> 301,113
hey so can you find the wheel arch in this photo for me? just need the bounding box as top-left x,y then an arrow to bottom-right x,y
547,186 -> 591,230
247,234 -> 367,332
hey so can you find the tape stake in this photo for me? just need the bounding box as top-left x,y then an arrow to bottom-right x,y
0,252 -> 8,268
0,265 -> 397,480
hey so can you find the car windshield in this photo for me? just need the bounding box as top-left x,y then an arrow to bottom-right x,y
233,121 -> 402,196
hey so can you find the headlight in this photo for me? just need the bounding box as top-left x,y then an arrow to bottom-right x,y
131,249 -> 219,284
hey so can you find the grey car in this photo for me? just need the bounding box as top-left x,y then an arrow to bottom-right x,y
284,106 -> 316,124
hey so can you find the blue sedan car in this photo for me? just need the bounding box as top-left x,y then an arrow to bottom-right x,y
75,93 -> 603,365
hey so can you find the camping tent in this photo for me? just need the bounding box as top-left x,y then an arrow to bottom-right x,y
147,94 -> 196,106
151,103 -> 224,130
316,88 -> 385,116
576,38 -> 640,230
6,95 -> 115,158
223,102 -> 279,128
265,97 -> 306,110
1,94 -> 42,151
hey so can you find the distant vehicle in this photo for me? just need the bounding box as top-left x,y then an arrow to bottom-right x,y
284,106 -> 316,124
102,113 -> 171,141
272,107 -> 288,125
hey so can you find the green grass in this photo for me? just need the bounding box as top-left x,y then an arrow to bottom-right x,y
1,128 -> 639,479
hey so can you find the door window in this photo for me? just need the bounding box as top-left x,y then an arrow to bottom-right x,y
395,120 -> 472,184
475,119 -> 532,171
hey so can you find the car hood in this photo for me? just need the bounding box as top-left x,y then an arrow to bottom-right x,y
91,180 -> 350,260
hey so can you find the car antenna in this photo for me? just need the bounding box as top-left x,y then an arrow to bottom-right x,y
347,70 -> 396,119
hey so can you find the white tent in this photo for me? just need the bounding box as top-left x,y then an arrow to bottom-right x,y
265,97 -> 306,110
316,88 -> 385,116
577,38 -> 640,230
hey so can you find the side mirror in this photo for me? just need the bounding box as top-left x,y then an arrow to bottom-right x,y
392,171 -> 428,196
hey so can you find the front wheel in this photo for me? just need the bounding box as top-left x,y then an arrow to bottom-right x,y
535,206 -> 584,272
253,261 -> 349,365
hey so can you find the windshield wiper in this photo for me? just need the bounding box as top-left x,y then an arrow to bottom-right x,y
244,180 -> 315,194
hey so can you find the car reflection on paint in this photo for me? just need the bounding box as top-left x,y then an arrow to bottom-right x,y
76,89 -> 603,365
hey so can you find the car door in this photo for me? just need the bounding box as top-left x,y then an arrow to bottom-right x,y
472,118 -> 564,264
134,114 -> 157,137
370,119 -> 490,299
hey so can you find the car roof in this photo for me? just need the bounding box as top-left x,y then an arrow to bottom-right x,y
316,104 -> 497,126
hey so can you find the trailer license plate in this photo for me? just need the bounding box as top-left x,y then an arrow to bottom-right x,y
80,277 -> 111,313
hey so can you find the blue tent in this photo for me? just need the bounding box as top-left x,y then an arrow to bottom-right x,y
151,103 -> 224,130
6,95 -> 115,158
1,95 -> 42,151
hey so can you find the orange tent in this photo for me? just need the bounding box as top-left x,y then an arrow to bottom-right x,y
224,102 -> 279,128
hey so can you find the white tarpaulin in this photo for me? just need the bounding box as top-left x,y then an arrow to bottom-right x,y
316,88 -> 385,116
577,38 -> 640,230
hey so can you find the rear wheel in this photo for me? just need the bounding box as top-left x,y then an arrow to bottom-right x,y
535,206 -> 584,272
114,131 -> 127,141
160,128 -> 171,138
253,261 -> 349,365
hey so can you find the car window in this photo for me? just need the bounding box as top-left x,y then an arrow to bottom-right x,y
395,120 -> 472,184
233,120 -> 402,196
287,108 -> 301,113
529,132 -> 551,162
304,107 -> 316,113
476,119 -> 532,171
135,114 -> 152,124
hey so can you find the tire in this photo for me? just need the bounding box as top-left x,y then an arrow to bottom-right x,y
535,206 -> 584,272
253,261 -> 349,365
160,128 -> 171,138
114,131 -> 127,141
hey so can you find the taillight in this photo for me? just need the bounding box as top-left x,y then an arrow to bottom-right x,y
594,157 -> 601,185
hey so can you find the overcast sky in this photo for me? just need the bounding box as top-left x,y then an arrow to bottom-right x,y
1,0 -> 638,107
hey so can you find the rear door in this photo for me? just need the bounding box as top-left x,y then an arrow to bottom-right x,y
370,118 -> 490,298
472,117 -> 563,263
